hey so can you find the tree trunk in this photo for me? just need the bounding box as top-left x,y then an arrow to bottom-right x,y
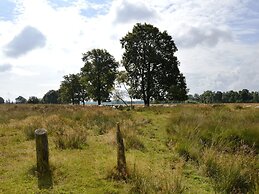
146,97 -> 150,107
146,62 -> 151,107
141,71 -> 147,107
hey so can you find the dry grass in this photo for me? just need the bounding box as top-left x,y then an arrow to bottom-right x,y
0,104 -> 258,193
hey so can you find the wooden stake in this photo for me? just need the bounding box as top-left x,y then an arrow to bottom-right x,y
35,128 -> 50,175
116,123 -> 127,178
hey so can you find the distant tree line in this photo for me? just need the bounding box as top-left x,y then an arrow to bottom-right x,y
188,89 -> 259,103
1,23 -> 190,106
2,88 -> 258,105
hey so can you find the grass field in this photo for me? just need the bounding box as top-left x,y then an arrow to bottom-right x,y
0,104 -> 258,193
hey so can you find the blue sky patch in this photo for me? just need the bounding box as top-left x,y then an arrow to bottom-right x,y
80,8 -> 99,18
238,32 -> 259,44
47,0 -> 75,9
0,0 -> 17,21
80,0 -> 109,18
80,7 -> 108,18
87,0 -> 108,4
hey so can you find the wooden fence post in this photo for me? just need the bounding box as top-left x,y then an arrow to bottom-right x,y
116,122 -> 127,178
35,128 -> 50,175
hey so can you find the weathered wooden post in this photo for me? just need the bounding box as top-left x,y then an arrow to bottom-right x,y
35,128 -> 52,189
35,128 -> 50,175
116,122 -> 127,178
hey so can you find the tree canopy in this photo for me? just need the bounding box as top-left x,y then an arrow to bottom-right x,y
15,96 -> 27,104
59,74 -> 86,104
0,97 -> 4,104
27,96 -> 40,104
121,23 -> 187,106
42,90 -> 60,104
189,89 -> 259,103
81,49 -> 118,105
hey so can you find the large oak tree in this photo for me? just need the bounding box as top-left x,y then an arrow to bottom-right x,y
81,49 -> 118,105
121,23 -> 187,106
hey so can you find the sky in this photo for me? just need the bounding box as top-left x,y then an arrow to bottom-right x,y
0,0 -> 258,101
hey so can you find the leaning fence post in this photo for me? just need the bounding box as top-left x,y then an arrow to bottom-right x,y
116,122 -> 127,178
35,128 -> 50,175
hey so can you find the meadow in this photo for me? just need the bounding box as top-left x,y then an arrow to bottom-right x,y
0,104 -> 258,193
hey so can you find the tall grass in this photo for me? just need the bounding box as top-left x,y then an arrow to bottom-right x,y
202,147 -> 258,193
126,160 -> 185,194
0,104 -> 258,193
166,105 -> 259,193
54,127 -> 88,149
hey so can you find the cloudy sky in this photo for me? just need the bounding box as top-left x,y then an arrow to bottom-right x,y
0,0 -> 258,101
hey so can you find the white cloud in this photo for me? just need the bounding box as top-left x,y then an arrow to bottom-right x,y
175,24 -> 233,48
112,0 -> 158,24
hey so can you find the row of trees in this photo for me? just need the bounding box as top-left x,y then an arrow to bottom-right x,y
0,90 -> 60,104
1,23 -> 188,106
58,23 -> 188,106
2,88 -> 259,105
189,89 -> 259,103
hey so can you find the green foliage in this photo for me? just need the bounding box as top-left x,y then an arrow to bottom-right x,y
191,89 -> 259,103
42,90 -> 60,104
0,96 -> 4,104
59,73 -> 87,104
81,49 -> 118,105
121,23 -> 187,106
15,95 -> 27,104
27,96 -> 40,104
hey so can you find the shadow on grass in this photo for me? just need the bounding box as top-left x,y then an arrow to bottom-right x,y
38,170 -> 53,189
29,166 -> 53,189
